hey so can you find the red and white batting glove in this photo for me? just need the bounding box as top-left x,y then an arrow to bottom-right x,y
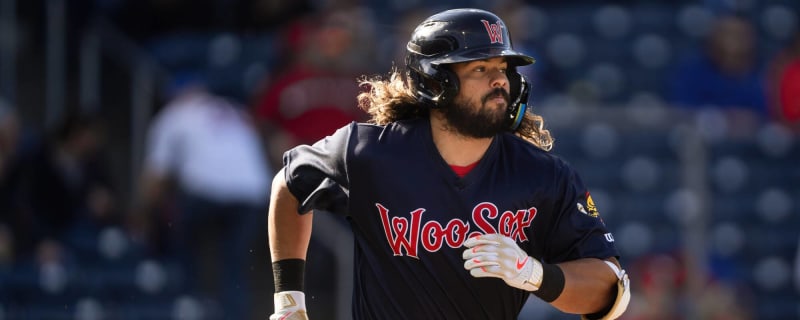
270,291 -> 309,320
462,233 -> 544,292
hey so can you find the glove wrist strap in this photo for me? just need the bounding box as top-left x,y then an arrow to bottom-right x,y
274,291 -> 306,312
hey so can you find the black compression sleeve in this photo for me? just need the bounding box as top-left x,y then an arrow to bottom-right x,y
272,259 -> 306,292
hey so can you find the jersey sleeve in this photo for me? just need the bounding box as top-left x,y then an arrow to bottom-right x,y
543,160 -> 619,263
282,123 -> 353,215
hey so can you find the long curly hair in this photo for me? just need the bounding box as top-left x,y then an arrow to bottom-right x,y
357,68 -> 554,151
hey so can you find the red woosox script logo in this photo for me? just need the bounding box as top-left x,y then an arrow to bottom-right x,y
377,202 -> 537,258
481,20 -> 504,44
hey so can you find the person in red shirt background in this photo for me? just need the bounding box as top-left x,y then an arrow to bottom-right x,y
777,60 -> 800,123
767,32 -> 800,125
251,8 -> 375,167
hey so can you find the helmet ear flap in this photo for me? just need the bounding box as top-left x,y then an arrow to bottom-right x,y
507,71 -> 530,131
436,68 -> 460,106
407,65 -> 460,108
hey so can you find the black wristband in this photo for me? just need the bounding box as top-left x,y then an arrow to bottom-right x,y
531,263 -> 565,302
272,259 -> 306,292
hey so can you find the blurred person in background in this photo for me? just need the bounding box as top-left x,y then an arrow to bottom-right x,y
0,101 -> 21,178
250,8 -> 374,168
138,72 -> 273,319
667,14 -> 767,134
766,32 -> 800,125
622,253 -> 685,320
0,101 -> 26,265
622,252 -> 754,320
25,111 -> 113,267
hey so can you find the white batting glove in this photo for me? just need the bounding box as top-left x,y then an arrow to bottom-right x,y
270,291 -> 309,320
462,233 -> 544,292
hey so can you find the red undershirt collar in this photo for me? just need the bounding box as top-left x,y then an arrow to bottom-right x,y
450,161 -> 480,178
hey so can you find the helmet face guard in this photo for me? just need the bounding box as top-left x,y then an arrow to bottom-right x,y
405,8 -> 535,131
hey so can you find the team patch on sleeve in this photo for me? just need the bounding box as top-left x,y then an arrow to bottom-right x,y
577,192 -> 600,218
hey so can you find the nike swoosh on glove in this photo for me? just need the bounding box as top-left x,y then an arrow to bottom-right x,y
462,233 -> 544,292
270,291 -> 309,320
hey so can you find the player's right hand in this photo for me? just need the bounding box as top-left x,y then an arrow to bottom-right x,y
462,233 -> 544,292
270,291 -> 309,320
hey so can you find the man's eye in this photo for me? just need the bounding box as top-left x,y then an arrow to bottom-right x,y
474,67 -> 485,72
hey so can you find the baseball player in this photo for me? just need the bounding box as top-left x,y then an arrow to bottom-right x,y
269,8 -> 630,320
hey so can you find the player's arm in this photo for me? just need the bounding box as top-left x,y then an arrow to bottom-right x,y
269,168 -> 313,262
463,234 -> 630,319
268,124 -> 353,319
268,168 -> 312,320
551,257 -> 623,316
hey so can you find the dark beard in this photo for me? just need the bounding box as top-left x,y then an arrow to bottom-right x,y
442,88 -> 510,138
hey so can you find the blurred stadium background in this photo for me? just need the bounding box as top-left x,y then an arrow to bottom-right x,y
0,0 -> 799,319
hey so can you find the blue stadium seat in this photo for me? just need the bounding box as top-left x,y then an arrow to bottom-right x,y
710,193 -> 754,221
741,225 -> 798,258
615,192 -> 671,222
146,32 -> 213,71
116,300 -> 175,320
549,127 -> 583,159
626,66 -> 669,95
755,297 -> 798,320
548,5 -> 596,34
631,3 -> 679,34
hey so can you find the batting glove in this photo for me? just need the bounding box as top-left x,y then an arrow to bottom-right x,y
462,233 -> 543,292
270,291 -> 309,320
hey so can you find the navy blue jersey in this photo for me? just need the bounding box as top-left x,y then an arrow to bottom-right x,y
283,118 -> 619,320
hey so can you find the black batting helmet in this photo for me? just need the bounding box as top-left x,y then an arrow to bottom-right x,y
405,8 -> 535,130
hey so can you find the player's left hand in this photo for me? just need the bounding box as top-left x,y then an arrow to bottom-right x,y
462,233 -> 543,292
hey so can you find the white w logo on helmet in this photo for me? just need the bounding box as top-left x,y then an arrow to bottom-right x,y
481,20 -> 504,44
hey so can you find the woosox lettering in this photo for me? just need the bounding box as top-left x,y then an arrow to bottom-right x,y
377,202 -> 538,258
